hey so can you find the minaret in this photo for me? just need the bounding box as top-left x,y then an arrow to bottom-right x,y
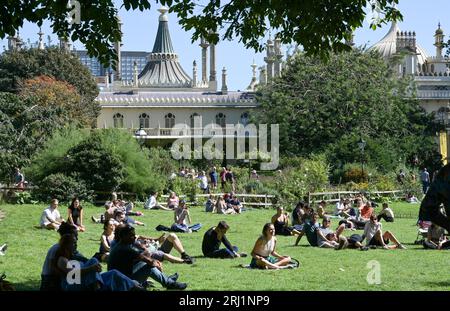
38,27 -> 45,50
200,37 -> 209,84
114,15 -> 122,80
59,36 -> 70,51
246,60 -> 258,91
16,31 -> 23,51
274,37 -> 283,77
434,22 -> 444,59
259,66 -> 267,85
7,36 -> 16,51
209,30 -> 217,89
264,36 -> 274,82
221,67 -> 228,95
192,60 -> 198,87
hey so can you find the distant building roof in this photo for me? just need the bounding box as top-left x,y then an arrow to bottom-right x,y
137,6 -> 192,88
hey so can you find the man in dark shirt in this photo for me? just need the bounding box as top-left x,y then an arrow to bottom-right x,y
295,213 -> 321,246
202,221 -> 246,258
419,164 -> 450,232
108,225 -> 187,290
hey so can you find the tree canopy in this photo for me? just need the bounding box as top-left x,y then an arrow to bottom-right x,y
0,47 -> 99,126
0,0 -> 401,68
255,49 -> 441,173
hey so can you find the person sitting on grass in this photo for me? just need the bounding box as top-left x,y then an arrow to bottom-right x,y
377,203 -> 395,222
423,223 -> 450,250
108,225 -> 187,290
144,191 -> 171,211
406,192 -> 419,203
99,220 -> 116,262
362,214 -> 406,249
292,201 -> 306,229
167,191 -> 180,210
316,216 -> 346,249
226,192 -> 242,214
67,197 -> 85,232
91,201 -> 115,224
202,221 -> 246,258
170,200 -> 202,233
250,223 -> 293,269
215,196 -> 236,214
271,206 -> 302,237
294,212 -> 321,247
205,195 -> 216,213
40,199 -> 63,230
317,200 -> 328,218
40,222 -> 89,291
53,234 -> 142,291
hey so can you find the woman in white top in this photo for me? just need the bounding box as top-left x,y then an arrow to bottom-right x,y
250,223 -> 292,269
363,214 -> 406,249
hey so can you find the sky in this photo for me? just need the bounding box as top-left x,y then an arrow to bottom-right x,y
1,0 -> 449,91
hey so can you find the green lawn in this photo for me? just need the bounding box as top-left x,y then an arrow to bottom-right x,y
0,201 -> 449,291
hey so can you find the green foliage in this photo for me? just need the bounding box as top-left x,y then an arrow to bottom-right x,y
0,92 -> 68,182
65,134 -> 125,192
5,191 -> 35,205
0,1 -> 401,68
35,173 -> 92,203
26,127 -> 90,182
0,48 -> 99,126
169,177 -> 198,202
256,49 -> 440,173
273,155 -> 329,206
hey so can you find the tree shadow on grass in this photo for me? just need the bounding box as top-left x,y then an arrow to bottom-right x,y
10,279 -> 41,291
423,280 -> 450,287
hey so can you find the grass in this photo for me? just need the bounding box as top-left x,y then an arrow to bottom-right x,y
0,201 -> 449,291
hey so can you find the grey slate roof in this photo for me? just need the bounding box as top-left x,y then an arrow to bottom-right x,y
138,7 -> 192,88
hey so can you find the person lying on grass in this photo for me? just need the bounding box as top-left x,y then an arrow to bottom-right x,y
250,223 -> 293,269
295,212 -> 344,248
362,214 -> 406,249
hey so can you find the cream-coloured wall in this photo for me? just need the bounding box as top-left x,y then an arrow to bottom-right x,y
420,99 -> 450,114
97,106 -> 253,129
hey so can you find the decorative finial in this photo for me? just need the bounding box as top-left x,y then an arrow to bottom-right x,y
38,27 -> 45,50
158,6 -> 169,21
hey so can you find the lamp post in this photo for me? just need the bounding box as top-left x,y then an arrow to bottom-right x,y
135,126 -> 147,149
357,136 -> 366,182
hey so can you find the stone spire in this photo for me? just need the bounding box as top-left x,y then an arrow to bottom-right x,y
264,36 -> 275,82
59,36 -> 70,51
16,30 -> 23,51
259,66 -> 267,85
221,67 -> 228,95
114,15 -> 122,81
434,22 -> 444,59
200,36 -> 209,83
138,6 -> 192,88
133,61 -> 139,88
192,60 -> 198,87
274,37 -> 283,77
209,30 -> 217,84
38,27 -> 45,50
246,60 -> 258,91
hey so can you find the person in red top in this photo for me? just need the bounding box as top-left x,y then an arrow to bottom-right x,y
359,203 -> 374,220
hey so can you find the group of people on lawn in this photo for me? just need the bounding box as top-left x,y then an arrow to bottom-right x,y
38,181 -> 450,291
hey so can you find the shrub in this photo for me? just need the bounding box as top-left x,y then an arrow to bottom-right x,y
35,173 -> 92,202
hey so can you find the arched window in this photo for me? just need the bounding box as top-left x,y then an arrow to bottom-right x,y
190,113 -> 201,129
422,63 -> 427,73
215,113 -> 226,128
139,113 -> 150,128
113,113 -> 124,128
165,113 -> 176,128
240,112 -> 250,125
431,64 -> 435,73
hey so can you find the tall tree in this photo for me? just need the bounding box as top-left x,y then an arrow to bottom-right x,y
0,92 -> 68,182
255,49 -> 440,172
0,48 -> 99,126
0,1 -> 401,68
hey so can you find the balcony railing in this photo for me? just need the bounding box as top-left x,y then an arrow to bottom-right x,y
131,127 -> 258,138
